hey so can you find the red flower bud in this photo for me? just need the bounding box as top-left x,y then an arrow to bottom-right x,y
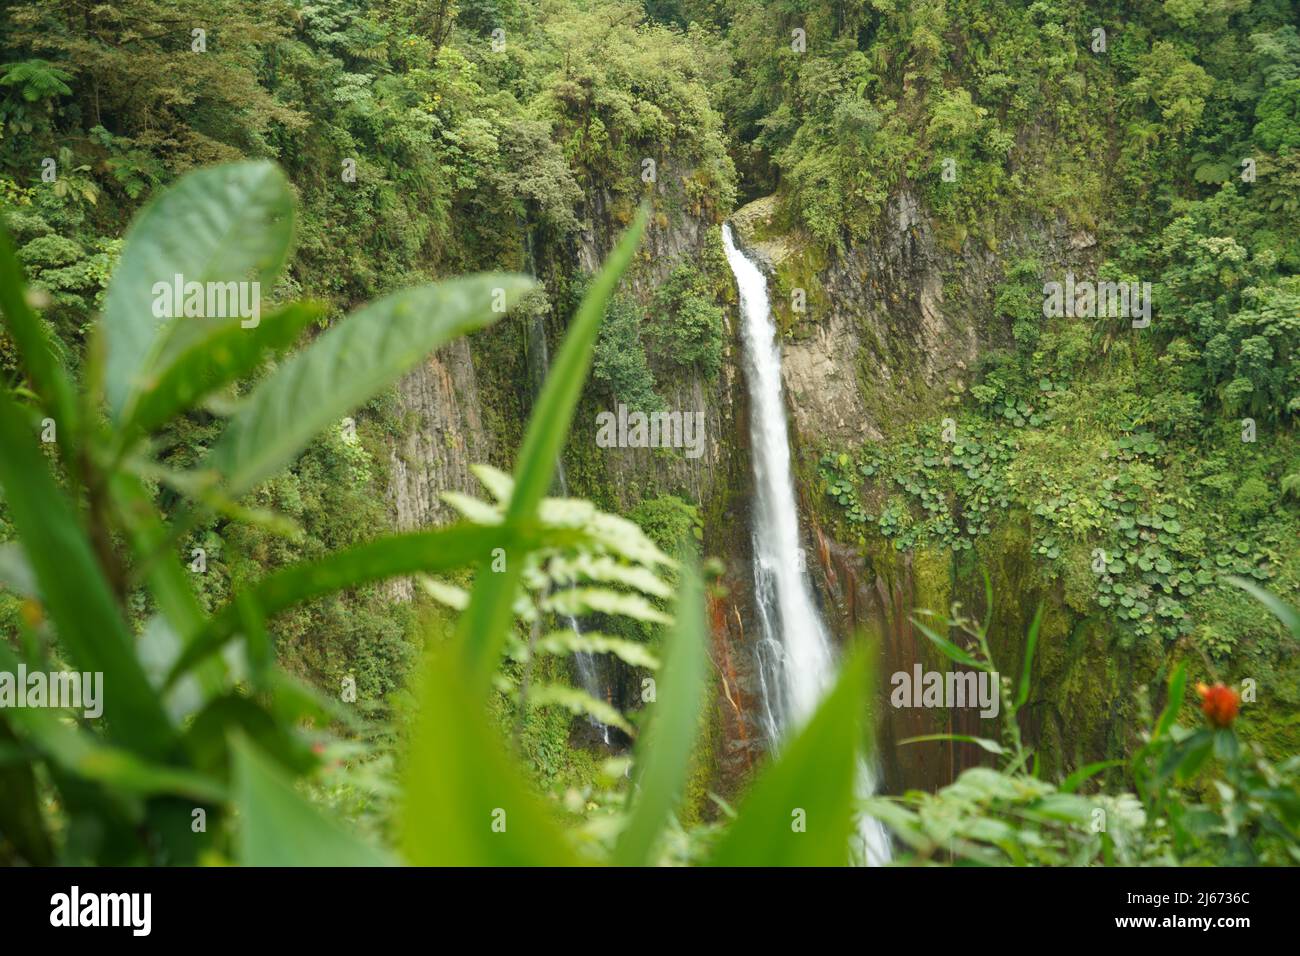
1196,682 -> 1239,728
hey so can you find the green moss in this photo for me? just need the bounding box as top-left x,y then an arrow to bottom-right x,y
769,240 -> 829,339
911,544 -> 952,618
680,672 -> 723,826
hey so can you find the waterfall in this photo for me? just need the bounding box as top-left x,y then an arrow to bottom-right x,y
566,603 -> 610,744
722,224 -> 890,865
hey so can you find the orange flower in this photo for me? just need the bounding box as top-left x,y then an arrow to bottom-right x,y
1196,682 -> 1239,728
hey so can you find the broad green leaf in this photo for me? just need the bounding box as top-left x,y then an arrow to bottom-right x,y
109,470 -> 226,706
184,695 -> 316,779
0,387 -> 173,757
458,208 -> 648,694
0,218 -> 76,435
234,591 -> 273,686
1022,793 -> 1094,825
166,522 -> 535,687
614,563 -> 708,866
119,300 -> 322,440
208,274 -> 532,496
232,735 -> 393,866
709,649 -> 869,866
858,797 -> 928,853
1175,731 -> 1216,783
102,161 -> 295,419
136,615 -> 206,724
401,635 -> 578,866
0,643 -> 221,802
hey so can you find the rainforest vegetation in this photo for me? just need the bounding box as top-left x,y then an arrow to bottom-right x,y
0,0 -> 1298,867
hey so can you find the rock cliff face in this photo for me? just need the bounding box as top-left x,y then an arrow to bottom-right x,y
377,167 -> 766,787
384,338 -> 491,601
381,173 -> 744,583
730,192 -> 983,446
807,517 -> 1162,795
727,192 -> 1133,794
573,171 -> 748,513
568,174 -> 768,785
730,192 -> 1100,446
724,191 -> 1004,791
378,171 -> 1127,800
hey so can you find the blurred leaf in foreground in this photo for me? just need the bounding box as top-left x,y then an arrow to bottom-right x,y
709,649 -> 870,866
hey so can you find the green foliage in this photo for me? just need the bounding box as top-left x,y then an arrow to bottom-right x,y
0,163 -> 907,870
628,494 -> 703,553
1254,79 -> 1300,153
420,459 -> 679,733
232,735 -> 394,866
0,0 -> 735,328
209,272 -> 532,495
401,628 -> 581,866
2,0 -> 1298,873
593,293 -> 661,411
649,264 -> 725,377
710,649 -> 870,866
613,560 -> 708,865
817,419 -> 1015,554
0,58 -> 71,102
818,390 -> 1289,652
0,161 -> 550,864
1144,188 -> 1300,419
101,162 -> 297,422
535,1 -> 735,214
873,597 -> 1300,865
0,386 -> 173,757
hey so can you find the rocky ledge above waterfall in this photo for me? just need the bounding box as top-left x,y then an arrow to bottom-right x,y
727,191 -> 1093,449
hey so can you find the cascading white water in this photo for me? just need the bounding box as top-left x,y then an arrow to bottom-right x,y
722,223 -> 890,865
569,613 -> 610,745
